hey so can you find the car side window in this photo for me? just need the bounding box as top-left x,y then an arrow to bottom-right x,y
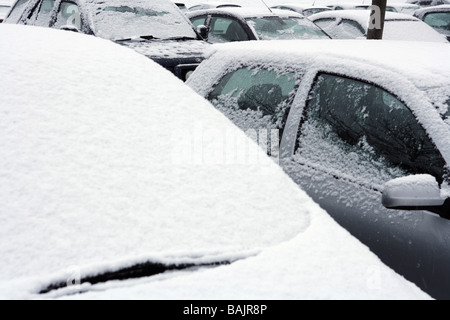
208,66 -> 300,139
54,0 -> 82,30
294,73 -> 445,187
191,15 -> 207,27
312,18 -> 338,37
5,0 -> 29,23
339,19 -> 366,37
209,16 -> 249,42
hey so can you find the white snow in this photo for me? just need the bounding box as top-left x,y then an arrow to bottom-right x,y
61,209 -> 430,300
0,24 -> 430,300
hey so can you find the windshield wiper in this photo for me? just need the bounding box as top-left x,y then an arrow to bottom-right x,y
164,36 -> 197,41
139,35 -> 160,40
113,35 -> 160,42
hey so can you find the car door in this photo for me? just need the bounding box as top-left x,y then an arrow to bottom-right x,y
281,72 -> 450,299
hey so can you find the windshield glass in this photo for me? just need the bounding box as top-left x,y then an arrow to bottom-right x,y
246,16 -> 329,40
424,12 -> 450,31
86,0 -> 197,40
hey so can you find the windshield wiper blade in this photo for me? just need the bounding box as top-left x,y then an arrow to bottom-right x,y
139,35 -> 160,40
164,36 -> 197,41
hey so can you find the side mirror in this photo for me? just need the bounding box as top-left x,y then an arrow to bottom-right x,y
196,25 -> 208,40
60,25 -> 80,33
382,174 -> 449,218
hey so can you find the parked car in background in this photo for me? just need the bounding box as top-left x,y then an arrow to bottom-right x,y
309,10 -> 448,41
187,39 -> 450,299
270,4 -> 332,17
324,3 -> 398,12
0,2 -> 11,22
0,24 -> 429,300
414,5 -> 450,40
4,0 -> 209,80
187,7 -> 330,42
389,2 -> 421,15
188,1 -> 241,11
407,0 -> 450,7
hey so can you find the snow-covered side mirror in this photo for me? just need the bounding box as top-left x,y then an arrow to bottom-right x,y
60,25 -> 80,33
196,25 -> 208,40
382,174 -> 449,216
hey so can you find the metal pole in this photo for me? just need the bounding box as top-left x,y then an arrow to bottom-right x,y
367,0 -> 387,39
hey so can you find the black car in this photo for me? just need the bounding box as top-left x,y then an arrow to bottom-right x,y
4,0 -> 210,80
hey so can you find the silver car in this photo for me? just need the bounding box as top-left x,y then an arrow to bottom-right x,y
187,40 -> 450,299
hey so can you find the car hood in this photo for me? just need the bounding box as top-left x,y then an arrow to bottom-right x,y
118,39 -> 210,62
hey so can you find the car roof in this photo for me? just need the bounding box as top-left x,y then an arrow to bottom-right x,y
310,9 -> 420,26
201,39 -> 449,89
415,4 -> 450,17
187,6 -> 305,18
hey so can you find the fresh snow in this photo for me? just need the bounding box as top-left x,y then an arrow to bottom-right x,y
0,24 -> 430,299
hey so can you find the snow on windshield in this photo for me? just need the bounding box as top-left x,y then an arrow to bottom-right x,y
86,0 -> 196,40
246,16 -> 329,40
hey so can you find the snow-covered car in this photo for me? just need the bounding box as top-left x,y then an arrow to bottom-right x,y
0,2 -> 11,22
187,7 -> 330,42
309,10 -> 448,41
407,0 -> 450,7
326,3 -> 398,12
389,2 -> 421,15
187,40 -> 450,299
270,4 -> 332,17
414,5 -> 450,40
4,0 -> 210,80
188,1 -> 241,11
0,24 -> 430,300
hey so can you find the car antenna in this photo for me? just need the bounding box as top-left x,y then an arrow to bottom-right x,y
260,0 -> 273,12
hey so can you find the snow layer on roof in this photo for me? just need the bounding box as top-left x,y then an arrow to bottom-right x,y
196,39 -> 450,93
60,209 -> 431,300
0,24 -> 315,295
313,10 -> 448,42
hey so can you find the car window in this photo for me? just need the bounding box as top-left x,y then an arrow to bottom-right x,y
339,19 -> 366,37
209,16 -> 249,42
4,0 -> 28,23
30,0 -> 56,26
190,15 -> 207,27
294,73 -> 446,187
54,1 -> 82,30
423,12 -> 450,31
246,16 -> 329,40
311,18 -> 337,35
207,66 -> 301,152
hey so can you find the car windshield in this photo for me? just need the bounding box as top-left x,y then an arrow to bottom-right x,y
86,0 -> 197,40
424,12 -> 450,31
246,16 -> 329,40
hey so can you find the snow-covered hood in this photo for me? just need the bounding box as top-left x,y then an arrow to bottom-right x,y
117,39 -> 210,63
